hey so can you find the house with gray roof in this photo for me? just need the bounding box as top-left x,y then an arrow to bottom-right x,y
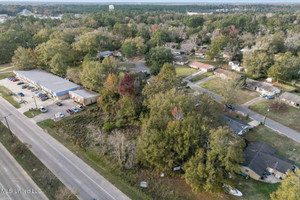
223,114 -> 252,135
97,51 -> 113,58
241,142 -> 294,181
245,79 -> 280,96
279,92 -> 300,108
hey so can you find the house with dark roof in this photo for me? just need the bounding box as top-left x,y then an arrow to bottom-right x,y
223,114 -> 252,135
279,92 -> 300,108
245,79 -> 280,96
173,56 -> 189,66
241,142 -> 294,181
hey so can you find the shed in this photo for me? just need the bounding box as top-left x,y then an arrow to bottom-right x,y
69,89 -> 100,106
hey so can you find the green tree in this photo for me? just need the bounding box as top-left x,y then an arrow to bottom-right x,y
50,54 -> 68,76
243,50 -> 274,77
184,127 -> 245,193
207,36 -> 231,60
145,47 -> 172,75
137,89 -> 218,173
150,30 -> 169,47
12,47 -> 36,70
187,16 -> 205,28
121,40 -> 137,58
271,170 -> 300,200
267,52 -> 300,82
35,39 -> 73,68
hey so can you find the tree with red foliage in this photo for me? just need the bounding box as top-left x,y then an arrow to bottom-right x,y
118,73 -> 135,97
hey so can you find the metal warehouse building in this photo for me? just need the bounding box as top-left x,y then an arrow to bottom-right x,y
14,70 -> 80,100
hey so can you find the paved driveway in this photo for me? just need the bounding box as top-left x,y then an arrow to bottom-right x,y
31,99 -> 79,123
122,60 -> 150,73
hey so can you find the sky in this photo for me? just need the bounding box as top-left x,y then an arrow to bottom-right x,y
1,0 -> 300,3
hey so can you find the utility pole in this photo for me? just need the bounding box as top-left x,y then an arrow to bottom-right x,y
1,115 -> 13,138
32,93 -> 38,109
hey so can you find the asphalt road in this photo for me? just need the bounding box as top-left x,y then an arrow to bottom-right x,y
0,143 -> 47,200
185,78 -> 300,143
0,97 -> 130,200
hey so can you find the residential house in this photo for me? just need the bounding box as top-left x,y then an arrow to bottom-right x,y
171,49 -> 186,55
189,61 -> 215,72
223,114 -> 252,135
195,49 -> 208,58
241,142 -> 294,181
165,42 -> 178,49
97,51 -> 113,58
173,56 -> 189,66
229,61 -> 244,72
69,89 -> 100,106
246,79 -> 280,96
279,92 -> 300,108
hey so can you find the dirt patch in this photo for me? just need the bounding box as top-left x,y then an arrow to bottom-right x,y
269,102 -> 288,113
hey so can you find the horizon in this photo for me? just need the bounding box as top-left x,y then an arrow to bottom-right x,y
1,0 -> 300,4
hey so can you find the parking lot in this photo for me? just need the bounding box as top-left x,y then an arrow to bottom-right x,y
0,78 -> 80,122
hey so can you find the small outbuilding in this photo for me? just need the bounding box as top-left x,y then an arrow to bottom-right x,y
97,51 -> 113,58
173,56 -> 189,66
69,89 -> 100,106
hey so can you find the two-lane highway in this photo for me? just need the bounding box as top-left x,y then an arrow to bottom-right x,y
0,97 -> 130,200
0,143 -> 48,200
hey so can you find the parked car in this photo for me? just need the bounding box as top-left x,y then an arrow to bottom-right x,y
12,78 -> 19,82
260,93 -> 267,98
22,85 -> 28,89
72,107 -> 79,113
17,92 -> 24,97
34,92 -> 40,96
66,109 -> 74,115
225,104 -> 235,110
76,105 -> 85,110
265,95 -> 275,100
41,96 -> 49,101
27,86 -> 33,90
17,99 -> 24,104
55,112 -> 65,118
31,88 -> 37,92
39,106 -> 48,113
56,102 -> 63,106
17,81 -> 24,85
8,76 -> 15,80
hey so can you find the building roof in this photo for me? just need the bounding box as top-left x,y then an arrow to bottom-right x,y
97,51 -> 113,57
69,89 -> 99,98
195,49 -> 208,54
280,92 -> 300,104
214,68 -> 230,75
14,70 -> 79,95
165,42 -> 178,46
223,114 -> 251,135
189,61 -> 214,70
243,142 -> 294,176
246,79 -> 279,93
173,56 -> 189,63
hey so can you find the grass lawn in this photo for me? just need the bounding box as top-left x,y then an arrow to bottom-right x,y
199,78 -> 259,104
175,65 -> 198,78
236,176 -> 279,200
249,100 -> 300,133
0,72 -> 14,80
0,86 -> 20,108
190,72 -> 214,82
0,63 -> 12,69
244,126 -> 300,165
0,122 -> 77,200
24,108 -> 41,118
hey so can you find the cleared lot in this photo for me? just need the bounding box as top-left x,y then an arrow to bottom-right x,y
0,78 -> 80,122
